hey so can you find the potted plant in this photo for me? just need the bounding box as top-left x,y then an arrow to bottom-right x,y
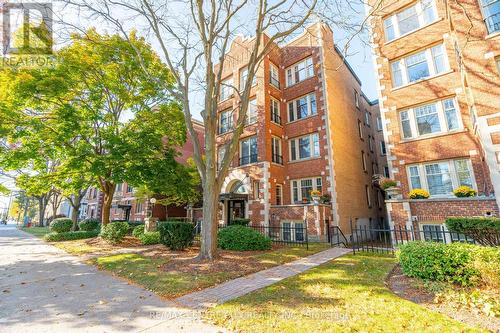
408,189 -> 430,199
320,193 -> 331,204
453,186 -> 477,198
380,179 -> 400,199
310,190 -> 321,204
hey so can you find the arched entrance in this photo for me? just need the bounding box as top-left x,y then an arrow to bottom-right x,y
220,180 -> 249,225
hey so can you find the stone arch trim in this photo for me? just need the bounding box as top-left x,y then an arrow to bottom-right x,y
221,169 -> 250,193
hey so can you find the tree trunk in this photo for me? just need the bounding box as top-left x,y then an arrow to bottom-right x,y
101,182 -> 115,225
198,171 -> 219,260
70,196 -> 81,231
38,197 -> 47,227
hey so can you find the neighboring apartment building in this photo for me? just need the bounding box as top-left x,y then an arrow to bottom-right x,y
367,0 -> 500,232
215,22 -> 388,240
84,119 -> 205,222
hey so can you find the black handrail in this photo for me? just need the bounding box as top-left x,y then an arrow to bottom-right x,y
330,226 -> 348,247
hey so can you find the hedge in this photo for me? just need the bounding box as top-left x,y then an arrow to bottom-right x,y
44,230 -> 99,242
446,217 -> 500,246
157,221 -> 194,250
78,218 -> 100,231
397,241 -> 499,287
218,225 -> 272,251
50,218 -> 73,233
100,221 -> 129,244
229,218 -> 250,226
132,224 -> 145,238
139,231 -> 161,245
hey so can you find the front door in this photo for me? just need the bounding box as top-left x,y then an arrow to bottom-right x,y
227,200 -> 246,225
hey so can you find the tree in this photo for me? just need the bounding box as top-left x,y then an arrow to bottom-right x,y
3,29 -> 187,225
60,0 -> 370,259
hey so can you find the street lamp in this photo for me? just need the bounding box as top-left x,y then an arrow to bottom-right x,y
149,197 -> 157,218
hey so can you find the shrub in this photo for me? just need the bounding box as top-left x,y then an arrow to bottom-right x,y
50,218 -> 73,233
230,218 -> 250,226
100,222 -> 129,244
139,231 -> 161,245
446,217 -> 500,246
132,224 -> 145,238
218,225 -> 272,251
453,186 -> 477,198
408,189 -> 430,199
157,221 -> 194,250
397,241 -> 480,286
380,179 -> 398,190
78,218 -> 100,231
44,230 -> 99,242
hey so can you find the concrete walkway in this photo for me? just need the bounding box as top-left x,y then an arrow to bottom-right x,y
175,247 -> 351,309
0,225 -> 226,333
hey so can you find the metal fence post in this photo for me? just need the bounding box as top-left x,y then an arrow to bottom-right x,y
304,219 -> 309,250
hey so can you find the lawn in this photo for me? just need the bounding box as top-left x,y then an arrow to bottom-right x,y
93,244 -> 330,299
20,226 -> 50,238
205,253 -> 485,333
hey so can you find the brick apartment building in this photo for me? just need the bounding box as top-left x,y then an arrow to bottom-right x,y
84,119 -> 205,222
215,22 -> 388,241
367,0 -> 500,233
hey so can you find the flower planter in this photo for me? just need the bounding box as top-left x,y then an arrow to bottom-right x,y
385,186 -> 401,199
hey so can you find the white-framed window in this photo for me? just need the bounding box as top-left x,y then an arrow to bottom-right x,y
270,97 -> 281,125
240,67 -> 257,91
275,184 -> 283,205
384,0 -> 438,42
288,93 -> 317,122
480,0 -> 500,34
291,177 -> 322,203
376,116 -> 383,131
289,133 -> 320,161
271,136 -> 283,165
135,202 -> 143,214
281,221 -> 305,242
246,98 -> 258,125
127,184 -> 133,193
391,44 -> 449,88
240,136 -> 258,165
421,223 -> 470,243
220,77 -> 234,101
354,90 -> 360,108
361,151 -> 367,172
407,159 -> 475,196
286,57 -> 314,87
380,141 -> 387,155
365,185 -> 372,208
368,135 -> 374,152
116,183 -> 123,192
269,63 -> 280,88
399,98 -> 461,139
218,109 -> 233,134
365,111 -> 371,126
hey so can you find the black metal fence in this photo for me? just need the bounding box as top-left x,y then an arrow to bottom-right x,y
350,225 -> 499,254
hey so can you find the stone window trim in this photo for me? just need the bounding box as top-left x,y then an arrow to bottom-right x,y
288,132 -> 320,162
287,92 -> 318,123
285,56 -> 314,87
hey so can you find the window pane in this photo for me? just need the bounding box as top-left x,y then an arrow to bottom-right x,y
291,140 -> 296,161
425,162 -> 453,195
400,111 -> 413,138
247,99 -> 257,124
454,160 -> 473,187
409,166 -> 422,189
415,103 -> 441,135
431,45 -> 446,73
301,179 -> 313,200
299,137 -> 311,159
384,18 -> 395,41
295,223 -> 304,241
443,99 -> 459,130
391,61 -> 404,87
310,94 -> 317,115
316,178 -> 322,193
397,5 -> 419,35
406,52 -> 430,82
423,225 -> 444,242
421,0 -> 437,24
292,181 -> 299,202
296,97 -> 308,119
283,222 -> 291,241
312,134 -> 320,157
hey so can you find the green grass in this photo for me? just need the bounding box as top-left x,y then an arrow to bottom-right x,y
94,253 -> 232,298
20,226 -> 50,238
205,253 -> 485,333
254,243 -> 330,266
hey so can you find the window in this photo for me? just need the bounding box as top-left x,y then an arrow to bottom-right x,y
246,99 -> 257,125
271,136 -> 283,165
270,98 -> 281,124
407,159 -> 475,196
286,57 -> 314,86
365,185 -> 372,208
376,116 -> 383,131
116,183 -> 122,192
384,0 -> 438,42
380,141 -> 387,155
218,109 -> 233,134
240,67 -> 256,90
365,111 -> 371,126
391,44 -> 449,87
358,120 -> 363,139
289,133 -> 320,161
288,93 -> 317,122
354,90 -> 360,108
361,151 -> 367,172
399,98 -> 461,139
282,221 -> 305,242
253,180 -> 260,199
269,63 -> 280,88
291,177 -> 322,202
276,184 -> 283,205
127,184 -> 133,193
422,224 -> 445,242
220,77 -> 233,101
369,135 -> 374,152
135,202 -> 143,214
480,0 -> 500,34
240,136 -> 257,165
384,166 -> 390,178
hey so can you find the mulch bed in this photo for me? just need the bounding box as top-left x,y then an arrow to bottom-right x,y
387,265 -> 499,332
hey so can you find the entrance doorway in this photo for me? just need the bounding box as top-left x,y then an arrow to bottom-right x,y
227,200 -> 246,225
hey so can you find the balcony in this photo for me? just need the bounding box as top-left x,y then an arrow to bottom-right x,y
239,154 -> 258,166
485,12 -> 500,34
272,154 -> 283,165
271,112 -> 282,125
269,77 -> 280,89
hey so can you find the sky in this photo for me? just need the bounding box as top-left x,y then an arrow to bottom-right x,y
0,1 -> 378,209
